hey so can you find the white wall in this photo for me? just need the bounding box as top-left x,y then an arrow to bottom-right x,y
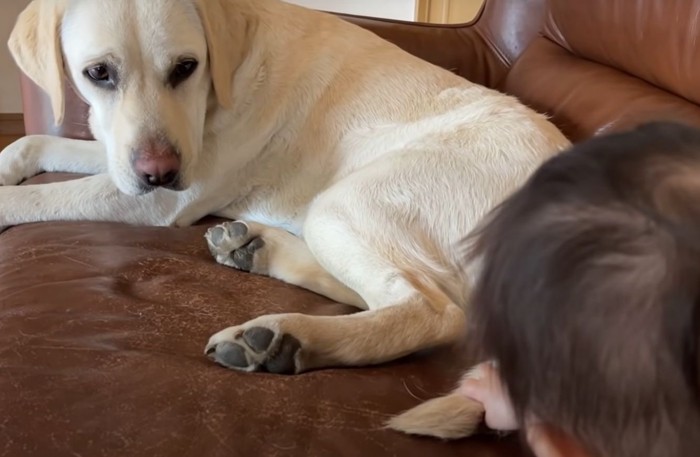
0,0 -> 29,113
285,0 -> 417,21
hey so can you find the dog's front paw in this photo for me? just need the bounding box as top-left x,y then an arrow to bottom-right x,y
0,136 -> 44,186
204,221 -> 269,274
205,317 -> 303,374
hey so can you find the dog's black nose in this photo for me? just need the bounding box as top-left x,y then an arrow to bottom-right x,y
133,139 -> 181,187
143,168 -> 179,187
135,155 -> 180,187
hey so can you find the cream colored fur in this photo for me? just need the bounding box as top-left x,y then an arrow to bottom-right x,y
0,0 -> 570,438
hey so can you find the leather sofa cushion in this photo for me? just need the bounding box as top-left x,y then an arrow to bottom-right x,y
0,174 -> 526,456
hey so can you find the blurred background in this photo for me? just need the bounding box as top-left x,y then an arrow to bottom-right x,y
287,0 -> 485,23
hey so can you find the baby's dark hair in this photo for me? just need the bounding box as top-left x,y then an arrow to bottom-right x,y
469,122 -> 700,457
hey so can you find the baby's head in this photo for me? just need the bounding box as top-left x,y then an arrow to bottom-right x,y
470,121 -> 700,457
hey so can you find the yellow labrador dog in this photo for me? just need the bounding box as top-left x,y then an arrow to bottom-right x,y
1,0 -> 569,435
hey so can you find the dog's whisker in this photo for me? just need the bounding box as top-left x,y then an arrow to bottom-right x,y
402,378 -> 427,402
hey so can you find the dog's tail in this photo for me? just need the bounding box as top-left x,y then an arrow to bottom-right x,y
386,270 -> 485,440
387,390 -> 484,440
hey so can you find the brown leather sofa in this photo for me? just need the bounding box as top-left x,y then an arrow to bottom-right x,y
3,0 -> 700,456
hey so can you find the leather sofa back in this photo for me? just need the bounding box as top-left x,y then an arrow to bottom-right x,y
17,0 -> 700,142
505,0 -> 700,140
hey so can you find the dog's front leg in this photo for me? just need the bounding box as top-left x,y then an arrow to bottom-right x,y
0,136 -> 107,186
204,220 -> 366,307
0,174 -> 185,229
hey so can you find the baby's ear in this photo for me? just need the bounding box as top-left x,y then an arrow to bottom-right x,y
526,424 -> 592,457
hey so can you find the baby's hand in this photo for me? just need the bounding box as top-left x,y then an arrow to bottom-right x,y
457,361 -> 519,431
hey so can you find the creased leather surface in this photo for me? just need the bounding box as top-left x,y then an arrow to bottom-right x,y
504,38 -> 700,141
0,174 -> 526,456
543,0 -> 700,106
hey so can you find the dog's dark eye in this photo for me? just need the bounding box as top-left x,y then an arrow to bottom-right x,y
169,59 -> 199,88
83,64 -> 116,89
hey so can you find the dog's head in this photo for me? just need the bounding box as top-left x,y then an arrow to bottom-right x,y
8,0 -> 249,195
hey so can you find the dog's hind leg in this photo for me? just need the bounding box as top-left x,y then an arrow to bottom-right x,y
203,208 -> 484,435
204,207 -> 468,373
204,270 -> 467,373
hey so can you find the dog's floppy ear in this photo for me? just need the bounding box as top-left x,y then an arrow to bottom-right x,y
194,0 -> 251,109
8,0 -> 68,125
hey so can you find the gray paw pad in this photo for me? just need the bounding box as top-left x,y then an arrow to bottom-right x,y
207,226 -> 227,246
243,327 -> 275,353
205,222 -> 265,272
264,334 -> 301,374
206,327 -> 302,374
230,238 -> 265,271
229,221 -> 248,238
210,341 -> 248,369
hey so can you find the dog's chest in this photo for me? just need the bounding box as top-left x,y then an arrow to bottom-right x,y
215,187 -> 309,236
207,153 -> 336,236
